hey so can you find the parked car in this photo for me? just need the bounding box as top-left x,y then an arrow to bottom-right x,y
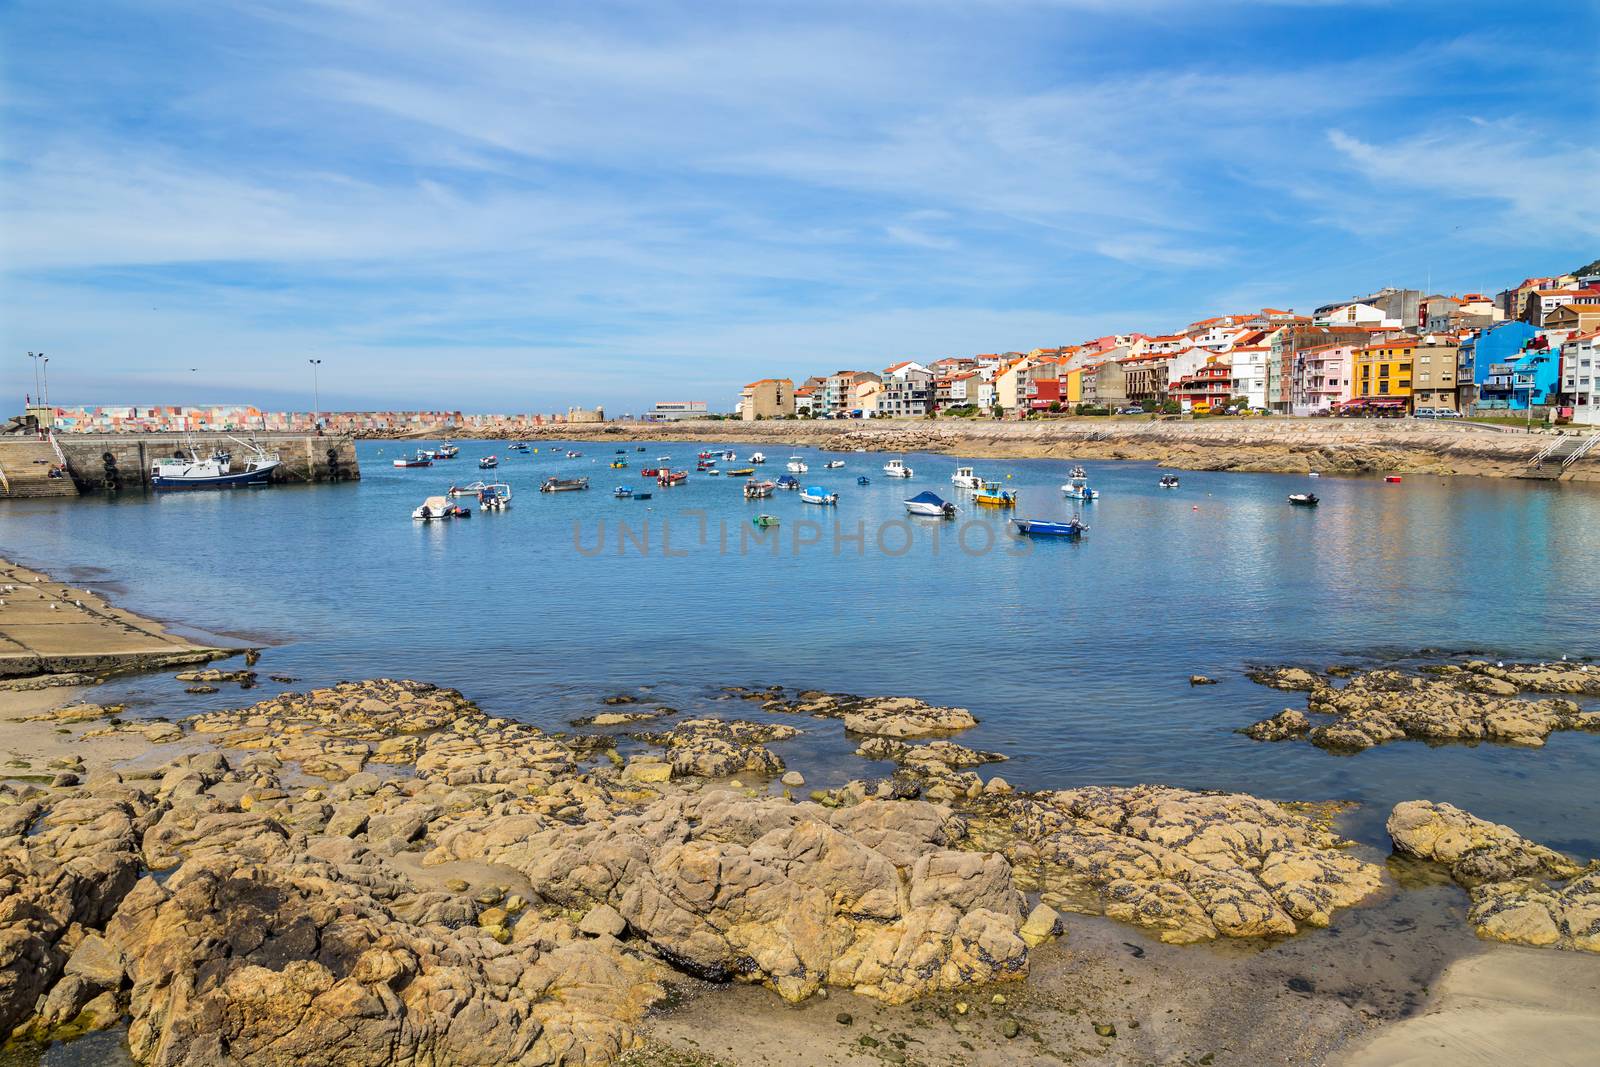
1414,407 -> 1439,419
1436,408 -> 1462,418
1117,406 -> 1146,415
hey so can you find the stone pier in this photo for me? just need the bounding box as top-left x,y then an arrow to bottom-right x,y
51,432 -> 360,491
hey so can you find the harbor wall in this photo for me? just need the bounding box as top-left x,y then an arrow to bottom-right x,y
55,432 -> 360,491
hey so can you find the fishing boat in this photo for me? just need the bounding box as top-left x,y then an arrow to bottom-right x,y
1069,464 -> 1088,479
393,450 -> 434,469
640,467 -> 661,477
727,467 -> 755,476
824,459 -> 845,469
786,456 -> 809,473
800,486 -> 838,505
904,490 -> 956,518
1158,475 -> 1180,489
413,495 -> 471,521
539,476 -> 590,493
447,481 -> 489,497
1288,493 -> 1319,507
609,459 -> 628,469
776,474 -> 800,490
722,450 -> 738,461
657,470 -> 688,487
151,437 -> 281,490
477,482 -> 512,511
437,444 -> 461,459
974,481 -> 1018,508
614,485 -> 633,498
882,458 -> 913,478
749,452 -> 766,464
1014,517 -> 1087,539
751,514 -> 780,529
697,451 -> 714,460
1061,482 -> 1100,500
857,476 -> 870,485
743,479 -> 775,499
479,455 -> 499,470
951,466 -> 981,489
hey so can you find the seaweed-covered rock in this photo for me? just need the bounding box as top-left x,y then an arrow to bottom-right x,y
765,692 -> 978,738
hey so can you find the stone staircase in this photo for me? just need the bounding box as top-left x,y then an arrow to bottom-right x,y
1521,433 -> 1600,480
0,437 -> 79,499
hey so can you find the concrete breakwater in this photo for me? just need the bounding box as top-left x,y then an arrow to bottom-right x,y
433,418 -> 1592,480
51,432 -> 360,491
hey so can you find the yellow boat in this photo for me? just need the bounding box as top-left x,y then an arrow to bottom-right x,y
974,480 -> 1018,508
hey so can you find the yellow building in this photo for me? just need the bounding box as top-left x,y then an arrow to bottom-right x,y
1062,367 -> 1083,405
739,378 -> 794,421
1354,336 -> 1416,410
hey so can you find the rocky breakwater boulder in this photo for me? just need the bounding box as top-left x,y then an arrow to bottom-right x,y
639,718 -> 801,779
1454,659 -> 1600,696
1243,667 -> 1599,751
854,738 -> 1008,802
1388,800 -> 1600,953
762,690 -> 979,738
963,785 -> 1385,945
423,788 -> 1029,1005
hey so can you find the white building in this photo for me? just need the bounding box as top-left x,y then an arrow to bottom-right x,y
646,401 -> 708,421
1560,331 -> 1600,425
1314,302 -> 1401,329
1229,345 -> 1270,409
878,361 -> 934,417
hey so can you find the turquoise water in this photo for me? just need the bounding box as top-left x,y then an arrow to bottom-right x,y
3,439 -> 1598,858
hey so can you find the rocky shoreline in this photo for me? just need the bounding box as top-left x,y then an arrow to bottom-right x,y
376,418 -> 1599,480
3,668 -> 1597,1065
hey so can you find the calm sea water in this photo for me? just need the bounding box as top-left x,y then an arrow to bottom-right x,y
4,439 -> 1598,858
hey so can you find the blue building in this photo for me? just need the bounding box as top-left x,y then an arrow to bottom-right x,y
1460,321 -> 1539,409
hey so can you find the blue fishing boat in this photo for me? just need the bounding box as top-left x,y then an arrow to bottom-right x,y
1014,518 -> 1088,539
151,438 -> 280,489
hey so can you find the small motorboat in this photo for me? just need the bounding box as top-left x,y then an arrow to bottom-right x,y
1061,482 -> 1099,500
506,443 -> 527,455
1159,475 -> 1180,489
610,459 -> 628,469
727,467 -> 755,476
658,470 -> 688,487
697,451 -> 714,460
479,455 -> 499,469
1308,472 -> 1321,478
635,492 -> 652,500
824,460 -> 845,469
974,481 -> 1018,508
904,490 -> 956,518
776,474 -> 800,490
1069,464 -> 1088,479
637,446 -> 647,452
722,450 -> 738,461
437,444 -> 460,459
565,450 -> 583,458
749,452 -> 766,464
883,458 -> 913,478
951,466 -> 981,489
615,485 -> 633,498
751,514 -> 780,529
706,468 -> 722,476
800,486 -> 838,505
1014,518 -> 1086,539
656,455 -> 671,462
615,449 -> 627,454
477,482 -> 512,511
540,476 -> 590,492
393,450 -> 433,469
857,476 -> 871,485
1385,475 -> 1402,483
744,479 -> 775,499
1289,493 -> 1319,507
448,481 -> 489,497
786,456 -> 809,473
640,468 -> 661,477
413,495 -> 470,520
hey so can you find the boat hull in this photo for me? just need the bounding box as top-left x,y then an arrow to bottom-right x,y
152,463 -> 278,490
1014,519 -> 1085,538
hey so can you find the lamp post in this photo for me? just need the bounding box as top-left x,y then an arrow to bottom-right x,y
308,358 -> 323,429
26,351 -> 44,406
41,355 -> 49,406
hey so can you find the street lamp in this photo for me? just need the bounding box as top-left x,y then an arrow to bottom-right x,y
41,356 -> 49,406
26,351 -> 44,405
308,358 -> 323,429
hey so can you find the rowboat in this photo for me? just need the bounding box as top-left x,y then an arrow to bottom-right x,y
751,514 -> 780,528
540,476 -> 590,492
904,491 -> 956,518
1385,476 -> 1402,483
658,470 -> 688,486
1014,518 -> 1087,539
883,458 -> 913,478
706,468 -> 723,476
1289,493 -> 1319,507
614,486 -> 633,498
800,486 -> 838,505
973,481 -> 1017,508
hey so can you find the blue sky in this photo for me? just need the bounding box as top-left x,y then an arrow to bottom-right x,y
1,0 -> 1595,414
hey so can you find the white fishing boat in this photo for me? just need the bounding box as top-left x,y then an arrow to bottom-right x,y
1062,481 -> 1099,500
800,486 -> 838,505
882,458 -> 913,478
904,490 -> 956,518
477,482 -> 512,511
151,436 -> 281,489
722,450 -> 737,461
951,466 -> 981,489
749,452 -> 766,464
786,456 -> 809,473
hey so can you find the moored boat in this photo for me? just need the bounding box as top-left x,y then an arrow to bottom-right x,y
152,436 -> 281,490
614,486 -> 633,498
478,455 -> 499,469
951,466 -> 981,489
857,475 -> 870,485
744,479 -> 775,499
1159,475 -> 1180,488
800,486 -> 838,505
1014,517 -> 1087,539
393,449 -> 434,469
776,474 -> 800,490
749,452 -> 766,463
883,458 -> 913,478
640,468 -> 661,477
904,490 -> 956,518
722,450 -> 737,461
413,495 -> 471,520
437,444 -> 461,459
1061,482 -> 1099,500
447,481 -> 489,497
610,459 -> 628,468
727,467 -> 755,476
540,476 -> 591,492
974,481 -> 1018,508
634,491 -> 652,500
1289,493 -> 1319,507
565,451 -> 583,458
477,482 -> 512,510
824,459 -> 845,469
751,514 -> 780,528
786,456 -> 809,473
658,470 -> 688,487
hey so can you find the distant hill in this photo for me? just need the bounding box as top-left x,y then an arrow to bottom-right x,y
1574,256 -> 1600,277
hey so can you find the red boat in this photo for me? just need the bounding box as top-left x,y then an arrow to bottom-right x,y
1385,475 -> 1403,483
640,467 -> 661,477
658,470 -> 688,486
696,451 -> 713,460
